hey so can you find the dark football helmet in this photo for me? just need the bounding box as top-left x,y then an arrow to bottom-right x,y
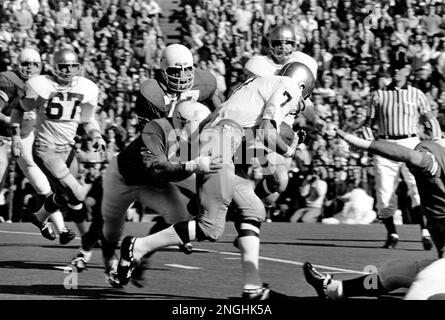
277,61 -> 316,100
268,25 -> 297,64
53,49 -> 80,86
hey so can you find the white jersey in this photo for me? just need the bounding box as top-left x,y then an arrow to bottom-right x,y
22,75 -> 99,146
244,51 -> 315,78
209,76 -> 303,131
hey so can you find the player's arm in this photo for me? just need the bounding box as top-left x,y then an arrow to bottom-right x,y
418,90 -> 442,140
336,128 -> 426,169
362,92 -> 378,140
80,86 -> 106,150
20,81 -> 48,113
260,80 -> 301,157
0,86 -> 11,123
141,124 -> 222,182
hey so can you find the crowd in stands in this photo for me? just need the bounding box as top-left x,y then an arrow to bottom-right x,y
178,0 -> 445,222
0,0 -> 445,224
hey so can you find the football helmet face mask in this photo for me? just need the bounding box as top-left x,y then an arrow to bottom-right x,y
18,48 -> 42,80
268,25 -> 297,64
53,49 -> 80,86
160,44 -> 194,93
277,62 -> 316,100
172,100 -> 210,141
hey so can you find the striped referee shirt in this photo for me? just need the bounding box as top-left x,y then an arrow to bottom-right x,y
362,83 -> 442,140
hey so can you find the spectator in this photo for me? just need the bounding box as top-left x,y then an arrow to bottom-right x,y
289,168 -> 328,223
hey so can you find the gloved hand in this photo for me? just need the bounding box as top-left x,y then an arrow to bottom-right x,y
185,155 -> 223,174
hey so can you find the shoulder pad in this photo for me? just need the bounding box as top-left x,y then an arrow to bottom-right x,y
26,75 -> 54,99
192,69 -> 217,100
140,79 -> 164,101
245,55 -> 278,77
0,71 -> 24,89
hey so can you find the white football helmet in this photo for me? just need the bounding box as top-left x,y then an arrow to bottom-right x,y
160,44 -> 194,92
172,100 -> 210,140
53,49 -> 80,86
18,48 -> 42,80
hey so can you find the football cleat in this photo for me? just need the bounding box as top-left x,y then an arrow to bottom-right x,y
178,242 -> 193,255
241,283 -> 287,300
70,249 -> 92,272
105,256 -> 122,288
117,236 -> 137,286
303,262 -> 333,299
422,235 -> 433,251
59,228 -> 76,245
29,213 -> 56,241
382,234 -> 399,249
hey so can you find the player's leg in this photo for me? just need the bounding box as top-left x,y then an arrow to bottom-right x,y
426,218 -> 445,258
400,163 -> 432,250
33,146 -> 91,235
404,258 -> 445,300
231,175 -> 269,299
374,155 -> 400,248
101,158 -> 139,266
17,131 -> 74,243
303,259 -> 434,299
0,139 -> 9,190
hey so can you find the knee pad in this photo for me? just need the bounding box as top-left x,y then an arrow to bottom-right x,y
238,219 -> 261,238
44,193 -> 64,213
173,220 -> 194,244
68,203 -> 87,223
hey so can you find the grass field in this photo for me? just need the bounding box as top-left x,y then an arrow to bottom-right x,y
0,221 -> 436,302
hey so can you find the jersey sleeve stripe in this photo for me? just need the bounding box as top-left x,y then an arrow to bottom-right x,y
0,90 -> 9,102
430,155 -> 439,176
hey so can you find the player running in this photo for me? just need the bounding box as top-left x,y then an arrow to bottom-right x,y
0,48 -> 74,243
116,58 -> 317,299
11,48 -> 105,243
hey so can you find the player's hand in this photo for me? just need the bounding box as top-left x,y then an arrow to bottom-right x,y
185,155 -> 223,174
11,135 -> 23,158
249,157 -> 263,181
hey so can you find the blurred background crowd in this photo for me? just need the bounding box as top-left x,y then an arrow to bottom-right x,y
0,0 -> 444,225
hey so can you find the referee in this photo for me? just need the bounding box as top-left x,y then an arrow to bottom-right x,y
363,61 -> 442,250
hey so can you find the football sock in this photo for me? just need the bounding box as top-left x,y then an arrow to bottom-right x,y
326,279 -> 343,299
133,222 -> 197,261
412,206 -> 427,230
75,222 -> 88,237
49,210 -> 66,233
342,274 -> 387,297
238,235 -> 262,290
382,217 -> 397,235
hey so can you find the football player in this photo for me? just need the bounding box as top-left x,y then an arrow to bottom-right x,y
244,25 -> 321,212
1,48 -> 74,243
101,100 -> 221,283
11,49 -> 106,242
335,128 -> 445,258
116,59 -> 317,299
245,25 -> 309,78
135,43 -> 220,123
303,258 -> 445,300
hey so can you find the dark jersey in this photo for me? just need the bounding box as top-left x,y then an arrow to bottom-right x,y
135,68 -> 217,121
409,141 -> 445,220
0,71 -> 34,137
117,118 -> 191,186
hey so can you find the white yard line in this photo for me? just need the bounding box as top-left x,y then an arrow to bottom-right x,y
164,264 -> 203,270
0,230 -> 368,275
